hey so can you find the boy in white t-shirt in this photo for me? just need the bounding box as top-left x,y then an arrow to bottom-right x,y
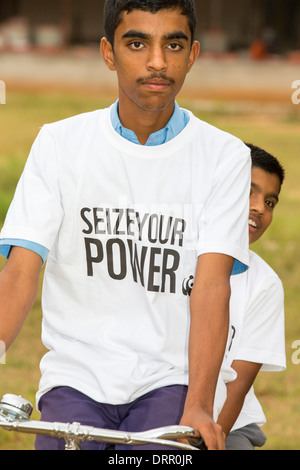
0,1 -> 251,450
217,143 -> 286,450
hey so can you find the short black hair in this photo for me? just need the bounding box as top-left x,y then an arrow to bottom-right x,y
246,143 -> 285,191
103,0 -> 197,47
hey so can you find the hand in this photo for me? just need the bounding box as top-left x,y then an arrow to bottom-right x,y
179,406 -> 226,450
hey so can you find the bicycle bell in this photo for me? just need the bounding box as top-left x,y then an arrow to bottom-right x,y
0,394 -> 33,422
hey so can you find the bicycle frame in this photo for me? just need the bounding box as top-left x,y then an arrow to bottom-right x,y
0,394 -> 200,450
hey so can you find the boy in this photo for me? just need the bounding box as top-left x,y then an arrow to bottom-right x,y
0,1 -> 250,450
218,144 -> 286,450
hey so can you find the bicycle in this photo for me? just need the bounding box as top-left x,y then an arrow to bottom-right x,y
0,393 -> 206,450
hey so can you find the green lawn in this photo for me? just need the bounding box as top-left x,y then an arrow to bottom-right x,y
0,89 -> 299,450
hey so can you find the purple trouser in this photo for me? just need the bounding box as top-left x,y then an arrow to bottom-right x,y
35,385 -> 188,450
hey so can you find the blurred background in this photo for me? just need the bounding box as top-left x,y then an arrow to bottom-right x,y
0,0 -> 299,108
0,0 -> 299,450
0,0 -> 299,55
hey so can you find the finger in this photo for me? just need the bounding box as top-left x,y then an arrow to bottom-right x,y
217,430 -> 226,450
200,423 -> 225,450
212,427 -> 226,450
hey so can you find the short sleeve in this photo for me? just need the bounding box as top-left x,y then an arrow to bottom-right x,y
234,276 -> 286,371
0,239 -> 49,263
197,147 -> 251,268
0,126 -> 64,251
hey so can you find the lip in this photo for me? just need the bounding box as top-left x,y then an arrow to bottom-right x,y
141,79 -> 171,91
248,214 -> 261,232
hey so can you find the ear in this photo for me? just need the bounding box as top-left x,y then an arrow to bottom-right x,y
187,40 -> 200,73
100,37 -> 116,71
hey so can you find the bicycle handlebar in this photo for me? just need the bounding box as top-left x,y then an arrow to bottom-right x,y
0,394 -> 204,450
0,419 -> 199,450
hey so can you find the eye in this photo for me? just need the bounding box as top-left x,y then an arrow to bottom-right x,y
265,199 -> 275,208
167,42 -> 183,51
128,41 -> 145,50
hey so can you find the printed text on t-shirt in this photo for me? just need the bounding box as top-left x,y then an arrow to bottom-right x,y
81,206 -> 188,294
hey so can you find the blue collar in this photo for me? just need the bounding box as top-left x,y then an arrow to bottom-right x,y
110,100 -> 190,146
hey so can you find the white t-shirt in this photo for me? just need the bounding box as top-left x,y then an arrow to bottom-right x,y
224,250 -> 286,430
0,106 -> 251,416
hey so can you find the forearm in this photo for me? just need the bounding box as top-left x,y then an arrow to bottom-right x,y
217,360 -> 262,435
179,274 -> 231,450
0,247 -> 42,351
184,280 -> 230,415
217,384 -> 245,436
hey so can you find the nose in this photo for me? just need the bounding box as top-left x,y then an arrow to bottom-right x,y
147,45 -> 167,71
250,193 -> 264,215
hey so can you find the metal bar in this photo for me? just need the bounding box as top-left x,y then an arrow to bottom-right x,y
0,420 -> 198,450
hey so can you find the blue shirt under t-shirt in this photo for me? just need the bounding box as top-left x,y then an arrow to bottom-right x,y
0,101 -> 246,274
110,100 -> 190,146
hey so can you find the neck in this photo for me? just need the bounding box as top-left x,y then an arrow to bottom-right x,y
117,92 -> 175,145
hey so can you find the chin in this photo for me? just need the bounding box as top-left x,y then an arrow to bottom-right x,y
139,100 -> 172,112
137,92 -> 175,111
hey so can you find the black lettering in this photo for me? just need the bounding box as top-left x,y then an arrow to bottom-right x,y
81,208 -> 93,234
85,238 -> 104,276
171,218 -> 186,247
126,209 -> 135,236
106,208 -> 112,234
158,215 -> 173,244
106,239 -> 127,280
147,247 -> 161,292
136,212 -> 149,241
228,325 -> 236,352
148,214 -> 159,243
112,209 -> 125,235
127,240 -> 147,287
161,249 -> 180,293
93,208 -> 105,234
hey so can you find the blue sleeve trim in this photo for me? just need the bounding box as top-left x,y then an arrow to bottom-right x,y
231,259 -> 248,276
0,239 -> 49,264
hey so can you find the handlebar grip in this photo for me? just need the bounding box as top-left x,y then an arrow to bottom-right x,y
188,437 -> 207,450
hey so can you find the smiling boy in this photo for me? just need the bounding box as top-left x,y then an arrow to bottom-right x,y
0,1 -> 250,450
218,144 -> 286,450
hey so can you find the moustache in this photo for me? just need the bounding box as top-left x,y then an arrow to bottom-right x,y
137,73 -> 175,85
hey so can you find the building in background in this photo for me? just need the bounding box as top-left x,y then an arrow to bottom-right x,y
0,0 -> 299,57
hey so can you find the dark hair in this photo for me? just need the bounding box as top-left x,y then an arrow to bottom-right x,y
246,143 -> 285,190
104,0 -> 197,47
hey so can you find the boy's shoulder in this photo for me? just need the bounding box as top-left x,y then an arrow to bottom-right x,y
231,249 -> 283,301
45,108 -> 107,129
245,249 -> 284,301
43,108 -> 106,133
248,250 -> 280,281
188,110 -> 250,158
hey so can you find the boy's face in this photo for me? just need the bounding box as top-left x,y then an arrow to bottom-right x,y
101,8 -> 199,115
249,166 -> 281,244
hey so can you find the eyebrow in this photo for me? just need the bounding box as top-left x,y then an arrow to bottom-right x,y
163,31 -> 189,41
122,30 -> 189,42
251,182 -> 279,202
122,30 -> 150,40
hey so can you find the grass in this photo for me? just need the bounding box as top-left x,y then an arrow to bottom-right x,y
0,88 -> 299,450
